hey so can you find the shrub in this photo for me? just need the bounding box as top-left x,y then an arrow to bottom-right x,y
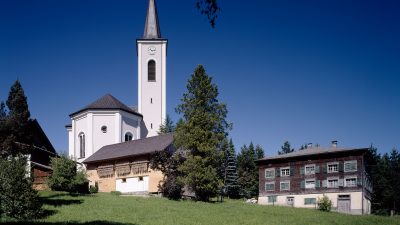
89,185 -> 98,194
317,195 -> 332,212
47,155 -> 88,193
0,157 -> 42,219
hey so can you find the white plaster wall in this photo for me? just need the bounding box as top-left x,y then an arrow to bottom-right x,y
67,127 -> 73,158
73,114 -> 88,162
259,191 -> 366,214
137,40 -> 167,137
115,176 -> 149,193
121,113 -> 140,140
92,112 -> 117,154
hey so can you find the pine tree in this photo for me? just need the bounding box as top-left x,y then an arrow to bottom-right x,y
158,115 -> 175,134
237,143 -> 258,198
175,65 -> 231,201
224,139 -> 240,198
278,141 -> 294,155
0,101 -> 6,119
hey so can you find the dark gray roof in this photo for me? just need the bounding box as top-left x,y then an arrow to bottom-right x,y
83,133 -> 174,164
257,147 -> 369,162
143,0 -> 161,39
69,94 -> 142,117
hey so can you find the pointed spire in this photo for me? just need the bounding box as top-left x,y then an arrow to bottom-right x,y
143,0 -> 161,39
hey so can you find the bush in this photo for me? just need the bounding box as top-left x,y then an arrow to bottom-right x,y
89,185 -> 98,194
0,157 -> 42,219
317,195 -> 332,212
47,155 -> 88,193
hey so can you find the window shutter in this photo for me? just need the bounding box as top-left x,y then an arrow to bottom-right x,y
357,177 -> 362,187
322,180 -> 327,188
315,165 -> 320,174
322,165 -> 327,174
339,179 -> 344,187
339,162 -> 344,172
276,168 -> 280,177
344,162 -> 350,172
290,167 -> 294,176
300,167 -> 305,175
300,180 -> 305,189
316,180 -> 321,188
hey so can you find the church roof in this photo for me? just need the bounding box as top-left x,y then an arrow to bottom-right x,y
143,0 -> 161,39
83,133 -> 174,164
69,94 -> 142,117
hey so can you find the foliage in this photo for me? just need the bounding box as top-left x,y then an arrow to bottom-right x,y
14,191 -> 400,225
237,143 -> 257,198
223,139 -> 240,198
150,150 -> 185,200
195,0 -> 220,28
278,141 -> 294,155
89,185 -> 98,194
174,65 -> 231,201
317,195 -> 332,212
368,146 -> 400,215
158,115 -> 176,134
47,156 -> 88,193
0,157 -> 42,219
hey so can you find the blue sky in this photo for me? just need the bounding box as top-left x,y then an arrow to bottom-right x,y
1,0 -> 399,156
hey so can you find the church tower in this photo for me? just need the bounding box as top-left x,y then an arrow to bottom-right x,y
137,0 -> 167,138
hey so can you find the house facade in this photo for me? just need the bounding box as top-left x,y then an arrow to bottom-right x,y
257,142 -> 372,215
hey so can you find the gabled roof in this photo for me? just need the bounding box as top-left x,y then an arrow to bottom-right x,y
257,147 -> 369,162
69,94 -> 142,117
143,0 -> 161,39
83,133 -> 174,164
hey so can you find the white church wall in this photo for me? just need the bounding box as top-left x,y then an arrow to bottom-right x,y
121,112 -> 140,140
74,114 -> 88,162
92,112 -> 118,155
67,127 -> 73,157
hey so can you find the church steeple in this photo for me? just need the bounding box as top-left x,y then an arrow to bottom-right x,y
143,0 -> 161,39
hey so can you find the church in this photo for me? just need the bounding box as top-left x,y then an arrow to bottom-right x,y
66,0 -> 172,194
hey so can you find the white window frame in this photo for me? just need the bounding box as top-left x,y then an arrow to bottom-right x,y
280,167 -> 290,177
305,164 -> 315,175
305,179 -> 316,189
344,176 -> 357,187
344,160 -> 357,172
268,196 -> 276,203
327,162 -> 339,173
280,181 -> 290,191
265,168 -> 275,179
327,177 -> 339,188
265,182 -> 275,192
304,198 -> 316,205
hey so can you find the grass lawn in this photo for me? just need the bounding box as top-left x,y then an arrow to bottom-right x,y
1,191 -> 399,225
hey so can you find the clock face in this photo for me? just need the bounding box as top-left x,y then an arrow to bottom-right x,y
148,46 -> 156,55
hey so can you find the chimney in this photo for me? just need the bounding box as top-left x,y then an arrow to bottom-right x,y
307,143 -> 313,149
331,140 -> 338,148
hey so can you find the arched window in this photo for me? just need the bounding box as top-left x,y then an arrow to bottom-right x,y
148,60 -> 156,81
125,132 -> 133,142
79,133 -> 85,158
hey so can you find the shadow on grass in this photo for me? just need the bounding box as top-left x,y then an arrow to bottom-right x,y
41,198 -> 83,207
2,221 -> 138,225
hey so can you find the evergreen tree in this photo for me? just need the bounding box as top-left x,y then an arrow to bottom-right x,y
237,143 -> 258,198
158,115 -> 175,134
224,139 -> 240,198
0,101 -> 6,119
255,144 -> 264,159
175,65 -> 231,201
278,141 -> 294,155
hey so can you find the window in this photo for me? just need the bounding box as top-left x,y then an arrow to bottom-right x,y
327,162 -> 339,173
121,178 -> 127,183
124,132 -> 133,142
150,98 -> 153,104
79,133 -> 85,158
327,178 -> 339,188
268,196 -> 277,203
286,197 -> 294,205
345,177 -> 357,187
304,198 -> 316,205
280,181 -> 290,191
151,123 -> 153,129
138,176 -> 144,181
344,160 -> 357,172
265,182 -> 275,191
305,164 -> 315,175
101,126 -> 107,133
305,179 -> 315,189
148,60 -> 156,81
280,167 -> 290,177
265,168 -> 275,179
